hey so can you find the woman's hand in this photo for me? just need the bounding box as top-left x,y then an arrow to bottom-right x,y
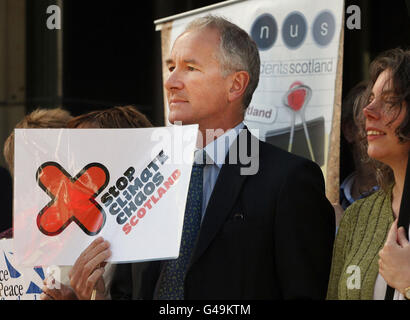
379,220 -> 410,295
40,277 -> 77,300
69,237 -> 111,300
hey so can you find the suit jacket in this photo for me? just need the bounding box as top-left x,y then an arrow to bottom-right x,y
110,128 -> 335,299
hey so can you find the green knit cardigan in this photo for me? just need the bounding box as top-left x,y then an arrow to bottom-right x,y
326,187 -> 394,300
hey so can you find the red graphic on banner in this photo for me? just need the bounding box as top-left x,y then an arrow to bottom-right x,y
287,81 -> 306,111
36,162 -> 109,236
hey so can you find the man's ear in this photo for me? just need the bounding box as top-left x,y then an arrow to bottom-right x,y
228,71 -> 250,103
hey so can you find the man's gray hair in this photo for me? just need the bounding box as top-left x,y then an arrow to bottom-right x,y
184,15 -> 260,110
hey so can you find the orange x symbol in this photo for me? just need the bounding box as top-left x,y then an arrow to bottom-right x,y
36,162 -> 109,236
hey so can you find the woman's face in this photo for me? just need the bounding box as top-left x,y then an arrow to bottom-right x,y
363,69 -> 410,165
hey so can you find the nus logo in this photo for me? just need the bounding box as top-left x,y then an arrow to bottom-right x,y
36,162 -> 109,236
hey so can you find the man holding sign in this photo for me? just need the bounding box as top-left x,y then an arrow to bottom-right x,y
68,15 -> 335,300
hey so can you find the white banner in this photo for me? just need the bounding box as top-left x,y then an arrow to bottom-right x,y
13,125 -> 198,266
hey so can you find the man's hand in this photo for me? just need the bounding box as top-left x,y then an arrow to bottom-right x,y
69,237 -> 111,300
379,220 -> 410,295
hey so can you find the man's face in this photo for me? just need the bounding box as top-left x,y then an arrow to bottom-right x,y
165,28 -> 231,129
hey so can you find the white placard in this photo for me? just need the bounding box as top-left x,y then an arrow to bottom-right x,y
13,125 -> 198,266
0,239 -> 45,300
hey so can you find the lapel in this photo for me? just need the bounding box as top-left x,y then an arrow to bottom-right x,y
189,127 -> 257,266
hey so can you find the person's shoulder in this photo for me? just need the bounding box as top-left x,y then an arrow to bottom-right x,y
338,188 -> 387,241
263,142 -> 321,173
244,128 -> 321,177
344,188 -> 385,219
350,187 -> 385,207
256,135 -> 312,164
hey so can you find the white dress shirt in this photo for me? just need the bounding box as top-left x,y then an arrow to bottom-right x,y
193,122 -> 245,220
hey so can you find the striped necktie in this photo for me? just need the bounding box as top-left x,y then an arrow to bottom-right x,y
154,150 -> 206,299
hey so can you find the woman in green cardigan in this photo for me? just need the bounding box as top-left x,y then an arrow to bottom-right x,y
327,48 -> 410,300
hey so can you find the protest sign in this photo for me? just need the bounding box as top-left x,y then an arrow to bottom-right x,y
0,239 -> 45,300
13,125 -> 198,266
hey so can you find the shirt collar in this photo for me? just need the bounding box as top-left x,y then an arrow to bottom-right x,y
196,122 -> 244,169
340,172 -> 356,205
340,172 -> 379,205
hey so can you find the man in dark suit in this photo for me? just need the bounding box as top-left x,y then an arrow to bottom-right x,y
69,15 -> 335,300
